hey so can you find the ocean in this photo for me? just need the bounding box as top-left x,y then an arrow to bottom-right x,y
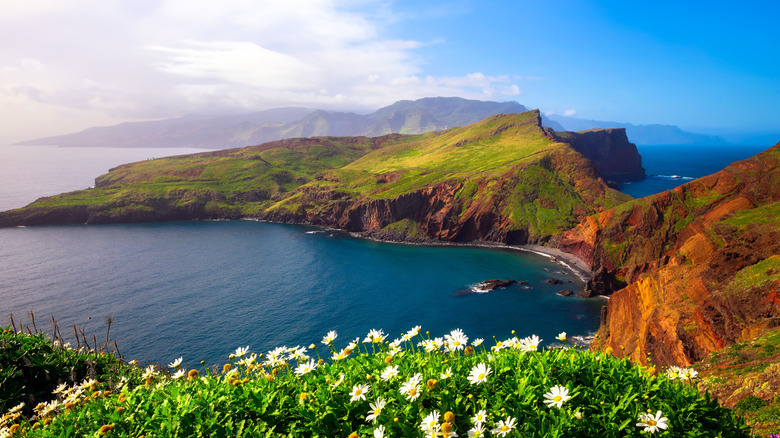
0,143 -> 771,367
618,144 -> 769,198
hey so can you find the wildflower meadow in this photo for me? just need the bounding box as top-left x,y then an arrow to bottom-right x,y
1,326 -> 751,437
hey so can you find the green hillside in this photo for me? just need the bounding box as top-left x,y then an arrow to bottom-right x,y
0,111 -> 629,243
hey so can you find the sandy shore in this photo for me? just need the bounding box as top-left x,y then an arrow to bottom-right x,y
514,244 -> 593,282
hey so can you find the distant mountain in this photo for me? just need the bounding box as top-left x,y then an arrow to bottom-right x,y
548,115 -> 727,145
16,108 -> 318,149
17,97 -> 565,149
18,96 -> 723,148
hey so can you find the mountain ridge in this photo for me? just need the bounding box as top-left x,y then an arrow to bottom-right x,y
16,97 -> 715,148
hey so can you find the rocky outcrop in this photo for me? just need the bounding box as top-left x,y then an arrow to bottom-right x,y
475,279 -> 518,291
553,143 -> 780,366
554,128 -> 645,182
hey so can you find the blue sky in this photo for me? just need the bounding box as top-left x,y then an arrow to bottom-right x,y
0,0 -> 778,142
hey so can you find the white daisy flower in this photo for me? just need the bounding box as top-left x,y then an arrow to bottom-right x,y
467,363 -> 492,385
467,423 -> 485,437
520,334 -> 541,352
168,357 -> 183,369
491,416 -> 517,437
556,332 -> 567,342
472,409 -> 488,425
321,330 -> 338,345
543,385 -> 572,408
444,328 -> 469,351
406,325 -> 422,338
637,410 -> 669,434
381,365 -> 400,381
364,328 -> 387,344
365,397 -> 387,423
373,424 -> 386,438
400,374 -> 423,401
350,383 -> 371,402
294,358 -> 318,376
420,410 -> 441,433
678,367 -> 698,380
665,365 -> 681,380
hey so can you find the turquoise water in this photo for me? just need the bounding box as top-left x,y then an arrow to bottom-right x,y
0,221 -> 600,368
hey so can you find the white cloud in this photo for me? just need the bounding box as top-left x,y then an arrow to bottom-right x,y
149,40 -> 317,89
564,109 -> 577,116
0,0 -> 530,140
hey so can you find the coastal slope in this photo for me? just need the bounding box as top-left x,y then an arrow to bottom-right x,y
0,111 -> 635,246
554,143 -> 780,366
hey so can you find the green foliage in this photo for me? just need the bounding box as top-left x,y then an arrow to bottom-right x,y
722,255 -> 780,296
382,219 -> 426,238
0,328 -> 750,437
735,395 -> 768,413
0,327 -> 134,419
720,202 -> 780,230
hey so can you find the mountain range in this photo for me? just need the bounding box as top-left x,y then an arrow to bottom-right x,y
16,97 -> 724,149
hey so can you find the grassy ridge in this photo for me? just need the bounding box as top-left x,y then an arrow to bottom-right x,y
1,111 -> 628,243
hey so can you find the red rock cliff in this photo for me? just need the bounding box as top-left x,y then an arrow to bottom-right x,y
553,143 -> 780,366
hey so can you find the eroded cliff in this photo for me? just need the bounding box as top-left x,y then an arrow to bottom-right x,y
553,143 -> 780,366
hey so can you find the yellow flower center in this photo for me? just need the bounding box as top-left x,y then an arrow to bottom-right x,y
501,425 -> 509,432
648,420 -> 657,426
554,396 -> 562,402
355,388 -> 362,396
478,373 -> 485,380
374,408 -> 381,415
409,388 -> 417,396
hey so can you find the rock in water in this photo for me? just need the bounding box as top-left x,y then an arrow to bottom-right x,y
475,279 -> 517,291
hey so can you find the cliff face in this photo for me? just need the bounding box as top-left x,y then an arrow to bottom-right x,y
259,142 -> 623,244
553,128 -> 645,182
554,144 -> 780,366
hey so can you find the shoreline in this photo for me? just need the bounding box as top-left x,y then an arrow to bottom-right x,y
349,228 -> 594,283
515,244 -> 593,282
238,219 -> 595,284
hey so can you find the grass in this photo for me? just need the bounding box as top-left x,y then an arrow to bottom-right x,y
695,327 -> 780,435
1,325 -> 752,437
721,255 -> 780,296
